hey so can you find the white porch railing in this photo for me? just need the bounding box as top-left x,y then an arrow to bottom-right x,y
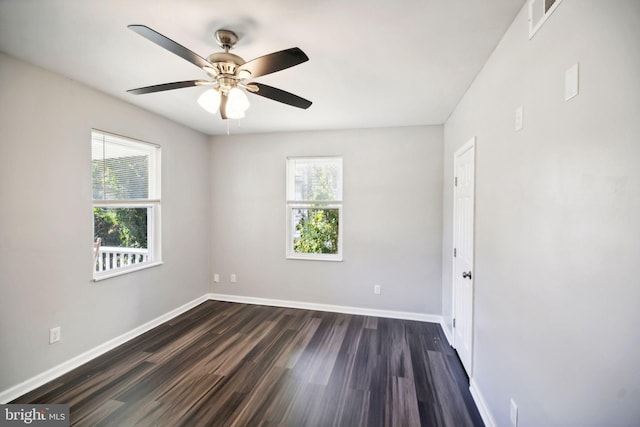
95,246 -> 149,273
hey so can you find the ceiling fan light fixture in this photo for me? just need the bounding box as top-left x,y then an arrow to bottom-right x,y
197,88 -> 221,114
227,87 -> 250,116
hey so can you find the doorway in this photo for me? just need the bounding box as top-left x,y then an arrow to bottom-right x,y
452,137 -> 476,376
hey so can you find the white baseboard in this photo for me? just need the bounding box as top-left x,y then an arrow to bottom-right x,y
440,320 -> 453,346
470,377 -> 497,427
0,294 -> 208,404
207,293 -> 443,324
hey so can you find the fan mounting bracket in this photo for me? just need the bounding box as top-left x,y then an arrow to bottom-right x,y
215,29 -> 239,51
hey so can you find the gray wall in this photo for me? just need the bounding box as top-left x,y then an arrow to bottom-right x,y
442,1 -> 640,426
210,126 -> 443,315
0,53 -> 210,392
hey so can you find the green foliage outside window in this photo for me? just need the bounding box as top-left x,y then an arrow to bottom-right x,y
93,207 -> 147,248
294,209 -> 339,254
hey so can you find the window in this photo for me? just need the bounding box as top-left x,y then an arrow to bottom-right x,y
92,130 -> 161,279
286,157 -> 343,261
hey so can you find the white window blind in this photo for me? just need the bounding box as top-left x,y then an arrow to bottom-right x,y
287,157 -> 342,202
92,132 -> 159,201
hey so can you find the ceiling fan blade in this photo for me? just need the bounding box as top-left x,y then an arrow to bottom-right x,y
127,80 -> 208,95
128,25 -> 211,70
248,83 -> 312,109
219,93 -> 228,120
238,48 -> 309,79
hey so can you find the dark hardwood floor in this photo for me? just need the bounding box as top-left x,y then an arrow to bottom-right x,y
13,301 -> 483,426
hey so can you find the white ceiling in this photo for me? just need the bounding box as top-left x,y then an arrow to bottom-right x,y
0,0 -> 526,136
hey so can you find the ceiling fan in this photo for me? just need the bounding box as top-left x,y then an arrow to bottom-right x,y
127,25 -> 312,120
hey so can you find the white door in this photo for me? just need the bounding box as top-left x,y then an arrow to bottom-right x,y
453,137 -> 475,376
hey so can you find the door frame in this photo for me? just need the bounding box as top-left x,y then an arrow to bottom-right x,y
451,136 -> 476,375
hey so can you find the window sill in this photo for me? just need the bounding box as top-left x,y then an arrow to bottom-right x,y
92,261 -> 164,282
286,254 -> 343,262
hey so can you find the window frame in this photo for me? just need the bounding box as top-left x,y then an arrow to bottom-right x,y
91,129 -> 162,281
285,156 -> 343,262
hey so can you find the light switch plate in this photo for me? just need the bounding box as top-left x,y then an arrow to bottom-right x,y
565,63 -> 579,101
49,327 -> 61,344
515,106 -> 523,131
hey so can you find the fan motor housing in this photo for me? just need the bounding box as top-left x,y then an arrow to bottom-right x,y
206,52 -> 246,77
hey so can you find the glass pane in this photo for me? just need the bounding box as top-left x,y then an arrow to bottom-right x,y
292,207 -> 340,254
92,133 -> 152,200
291,158 -> 342,201
94,207 -> 149,272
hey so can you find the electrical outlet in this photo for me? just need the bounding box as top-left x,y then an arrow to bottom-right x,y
374,285 -> 381,295
49,327 -> 61,344
230,273 -> 237,283
510,398 -> 518,426
213,273 -> 220,283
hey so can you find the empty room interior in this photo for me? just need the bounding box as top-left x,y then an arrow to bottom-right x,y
0,1 -> 639,426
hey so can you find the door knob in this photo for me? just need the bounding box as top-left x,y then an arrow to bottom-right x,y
462,271 -> 472,279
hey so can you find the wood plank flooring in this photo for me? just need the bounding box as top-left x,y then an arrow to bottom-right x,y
13,301 -> 484,426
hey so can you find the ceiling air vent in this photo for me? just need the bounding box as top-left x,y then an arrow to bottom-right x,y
528,0 -> 563,39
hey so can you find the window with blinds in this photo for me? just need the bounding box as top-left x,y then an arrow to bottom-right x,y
286,157 -> 343,261
91,130 -> 161,280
